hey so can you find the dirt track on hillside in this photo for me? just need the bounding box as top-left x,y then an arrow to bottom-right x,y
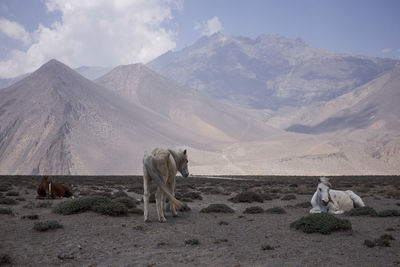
1,176 -> 400,266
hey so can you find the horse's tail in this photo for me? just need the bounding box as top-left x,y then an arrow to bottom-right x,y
144,157 -> 183,209
346,190 -> 365,208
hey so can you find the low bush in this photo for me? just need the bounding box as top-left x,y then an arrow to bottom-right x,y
16,197 -> 26,201
364,234 -> 395,248
266,207 -> 286,214
92,201 -> 127,216
229,191 -> 263,203
22,214 -> 39,220
377,209 -> 400,217
200,204 -> 235,213
182,191 -> 202,200
53,196 -> 115,215
345,206 -> 377,216
6,191 -> 19,196
290,213 -> 352,234
243,206 -> 264,214
0,184 -> 10,192
0,197 -> 18,205
0,208 -> 12,215
112,190 -> 128,198
0,254 -> 12,264
33,220 -> 63,232
113,197 -> 137,209
261,245 -> 274,250
281,194 -> 296,201
185,239 -> 199,245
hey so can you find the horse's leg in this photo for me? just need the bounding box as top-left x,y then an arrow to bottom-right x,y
309,207 -> 322,213
156,187 -> 166,223
143,172 -> 151,222
169,179 -> 178,217
161,192 -> 166,217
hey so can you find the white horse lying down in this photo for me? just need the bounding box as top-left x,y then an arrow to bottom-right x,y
143,148 -> 189,222
310,177 -> 365,214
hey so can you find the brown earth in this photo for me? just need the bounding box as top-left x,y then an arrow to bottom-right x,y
1,175 -> 400,266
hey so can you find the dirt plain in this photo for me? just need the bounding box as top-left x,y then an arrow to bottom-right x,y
1,175 -> 400,267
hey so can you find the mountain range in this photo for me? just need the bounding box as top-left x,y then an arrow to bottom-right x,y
0,33 -> 399,175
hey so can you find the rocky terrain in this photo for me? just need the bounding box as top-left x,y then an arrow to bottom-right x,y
0,175 -> 399,266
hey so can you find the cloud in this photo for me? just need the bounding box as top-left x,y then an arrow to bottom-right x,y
382,48 -> 392,53
0,18 -> 31,45
196,16 -> 223,36
0,0 -> 181,78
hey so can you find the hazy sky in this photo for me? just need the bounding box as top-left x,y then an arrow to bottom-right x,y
0,0 -> 399,78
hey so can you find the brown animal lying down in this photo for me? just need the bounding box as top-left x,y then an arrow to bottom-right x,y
37,176 -> 74,199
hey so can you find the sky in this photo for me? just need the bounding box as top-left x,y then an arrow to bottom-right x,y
0,0 -> 399,78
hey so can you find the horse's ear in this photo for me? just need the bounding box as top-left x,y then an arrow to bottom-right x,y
183,149 -> 187,155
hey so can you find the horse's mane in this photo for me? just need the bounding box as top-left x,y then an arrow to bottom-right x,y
319,177 -> 331,187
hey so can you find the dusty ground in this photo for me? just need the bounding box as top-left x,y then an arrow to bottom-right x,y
1,175 -> 400,267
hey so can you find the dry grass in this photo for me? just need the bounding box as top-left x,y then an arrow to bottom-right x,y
228,191 -> 263,203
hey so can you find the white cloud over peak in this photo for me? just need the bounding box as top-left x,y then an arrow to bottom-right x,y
382,48 -> 392,53
0,0 -> 181,78
0,18 -> 31,45
196,16 -> 223,36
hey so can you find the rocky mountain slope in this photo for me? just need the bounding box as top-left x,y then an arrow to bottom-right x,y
0,60 -> 219,174
148,33 -> 397,110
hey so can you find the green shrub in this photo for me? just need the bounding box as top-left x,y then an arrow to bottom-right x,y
53,196 -> 109,215
92,201 -> 127,216
243,206 -> 264,214
365,234 -> 395,248
22,214 -> 39,220
182,191 -> 202,200
229,191 -> 263,203
0,208 -> 12,215
33,220 -> 63,232
266,207 -> 286,214
0,254 -> 12,264
0,197 -> 18,205
345,206 -> 377,216
112,190 -> 128,198
54,196 -> 128,216
6,191 -> 19,196
200,204 -> 234,213
261,245 -> 274,250
113,197 -> 136,209
377,209 -> 400,217
290,213 -> 352,234
185,239 -> 199,245
281,194 -> 296,201
0,184 -> 10,192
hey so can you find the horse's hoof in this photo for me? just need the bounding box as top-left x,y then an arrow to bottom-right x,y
144,218 -> 150,223
172,213 -> 178,217
158,217 -> 167,223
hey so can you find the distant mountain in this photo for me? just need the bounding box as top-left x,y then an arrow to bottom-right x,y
0,59 -> 214,174
0,66 -> 112,89
74,65 -> 112,80
286,64 -> 400,134
148,33 -> 397,109
95,63 -> 278,143
0,74 -> 28,89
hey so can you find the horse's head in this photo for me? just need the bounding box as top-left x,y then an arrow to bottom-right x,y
39,176 -> 50,188
317,177 -> 331,207
178,149 -> 189,178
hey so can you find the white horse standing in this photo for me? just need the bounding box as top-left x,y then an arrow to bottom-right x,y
310,177 -> 365,214
143,148 -> 189,223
